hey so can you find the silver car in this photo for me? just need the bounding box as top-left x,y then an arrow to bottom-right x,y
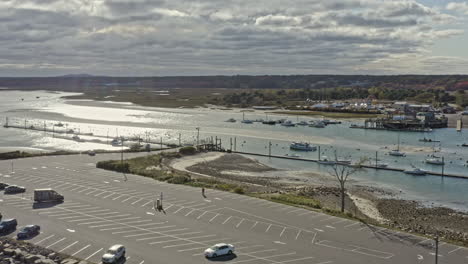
102,244 -> 125,263
204,243 -> 235,258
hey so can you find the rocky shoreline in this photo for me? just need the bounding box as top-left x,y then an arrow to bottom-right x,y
0,237 -> 90,264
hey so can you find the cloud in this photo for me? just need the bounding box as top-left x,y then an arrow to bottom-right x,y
0,0 -> 465,76
447,2 -> 468,15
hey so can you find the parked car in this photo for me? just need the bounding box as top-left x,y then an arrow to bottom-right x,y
204,243 -> 235,258
17,225 -> 40,239
102,245 -> 126,263
4,185 -> 26,194
87,151 -> 96,156
0,219 -> 18,233
0,182 -> 9,190
462,111 -> 468,116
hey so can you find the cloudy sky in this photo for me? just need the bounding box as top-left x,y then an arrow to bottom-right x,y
0,0 -> 467,76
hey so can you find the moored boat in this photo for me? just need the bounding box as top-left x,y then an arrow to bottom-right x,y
281,121 -> 296,127
225,118 -> 236,122
290,142 -> 317,151
317,156 -> 336,165
404,168 -> 426,175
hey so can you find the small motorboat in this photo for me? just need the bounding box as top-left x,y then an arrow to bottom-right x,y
318,157 -> 336,165
241,119 -> 253,124
296,121 -> 308,126
225,118 -> 236,122
72,135 -> 81,141
309,121 -> 326,128
404,168 -> 426,175
290,142 -> 317,151
419,137 -> 440,143
376,163 -> 389,168
425,157 -> 444,165
111,138 -> 123,146
262,120 -> 277,125
54,122 -> 64,127
281,121 -> 296,127
462,143 -> 468,147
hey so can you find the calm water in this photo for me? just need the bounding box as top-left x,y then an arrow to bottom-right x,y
1,90 -> 467,210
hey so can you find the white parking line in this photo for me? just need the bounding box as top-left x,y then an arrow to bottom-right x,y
149,235 -> 217,245
72,244 -> 91,256
265,224 -> 272,233
279,227 -> 287,237
46,237 -> 66,248
278,257 -> 317,263
236,219 -> 245,228
251,221 -> 258,229
448,246 -> 463,254
209,214 -> 219,222
85,248 -> 103,260
295,230 -> 302,240
59,241 -> 79,252
222,216 -> 232,225
185,209 -> 195,216
163,237 -> 225,248
35,234 -> 55,245
196,211 -> 208,219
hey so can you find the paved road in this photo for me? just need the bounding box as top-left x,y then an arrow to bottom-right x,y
0,152 -> 467,264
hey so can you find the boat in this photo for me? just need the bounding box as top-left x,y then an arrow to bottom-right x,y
296,121 -> 308,126
241,112 -> 253,124
309,121 -> 326,128
425,157 -> 444,165
285,153 -> 301,158
54,122 -> 64,127
324,120 -> 341,125
388,134 -> 406,157
281,121 -> 296,127
404,168 -> 426,175
419,137 -> 440,143
318,157 -> 336,165
225,118 -> 236,122
262,120 -> 276,125
336,159 -> 352,165
462,143 -> 468,147
290,142 -> 317,151
111,138 -> 123,146
72,135 -> 81,141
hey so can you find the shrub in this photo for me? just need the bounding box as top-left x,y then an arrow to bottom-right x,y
233,187 -> 245,194
179,146 -> 197,155
167,175 -> 190,184
96,160 -> 130,173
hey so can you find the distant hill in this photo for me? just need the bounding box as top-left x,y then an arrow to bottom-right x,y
0,75 -> 467,92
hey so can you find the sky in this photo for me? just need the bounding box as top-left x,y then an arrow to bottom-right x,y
0,0 -> 467,77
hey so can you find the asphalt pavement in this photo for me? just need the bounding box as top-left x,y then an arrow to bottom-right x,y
0,152 -> 467,264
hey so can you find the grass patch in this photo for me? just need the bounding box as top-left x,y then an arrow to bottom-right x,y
272,111 -> 381,119
253,193 -> 321,209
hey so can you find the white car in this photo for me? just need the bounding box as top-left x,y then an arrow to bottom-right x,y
204,243 -> 235,258
102,245 -> 125,263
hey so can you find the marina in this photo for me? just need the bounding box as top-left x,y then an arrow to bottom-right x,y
0,90 -> 467,211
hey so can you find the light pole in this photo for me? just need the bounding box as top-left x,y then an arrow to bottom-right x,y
196,127 -> 200,146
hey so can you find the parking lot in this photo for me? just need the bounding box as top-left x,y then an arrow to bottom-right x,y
1,153 -> 468,263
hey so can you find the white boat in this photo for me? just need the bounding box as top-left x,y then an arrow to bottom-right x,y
425,157 -> 444,165
318,156 -> 336,165
281,121 -> 296,127
290,142 -> 317,151
404,168 -> 426,175
309,121 -> 325,128
296,121 -> 308,126
389,150 -> 406,157
225,118 -> 236,122
388,134 -> 405,157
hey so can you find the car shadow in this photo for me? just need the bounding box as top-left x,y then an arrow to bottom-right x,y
115,257 -> 127,264
16,233 -> 39,240
206,254 -> 238,262
0,228 -> 16,236
32,201 -> 63,209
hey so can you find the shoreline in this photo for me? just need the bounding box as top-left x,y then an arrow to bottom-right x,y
169,152 -> 468,245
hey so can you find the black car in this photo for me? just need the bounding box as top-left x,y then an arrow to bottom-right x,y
0,219 -> 18,233
0,182 -> 8,190
4,185 -> 26,194
17,225 -> 40,239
